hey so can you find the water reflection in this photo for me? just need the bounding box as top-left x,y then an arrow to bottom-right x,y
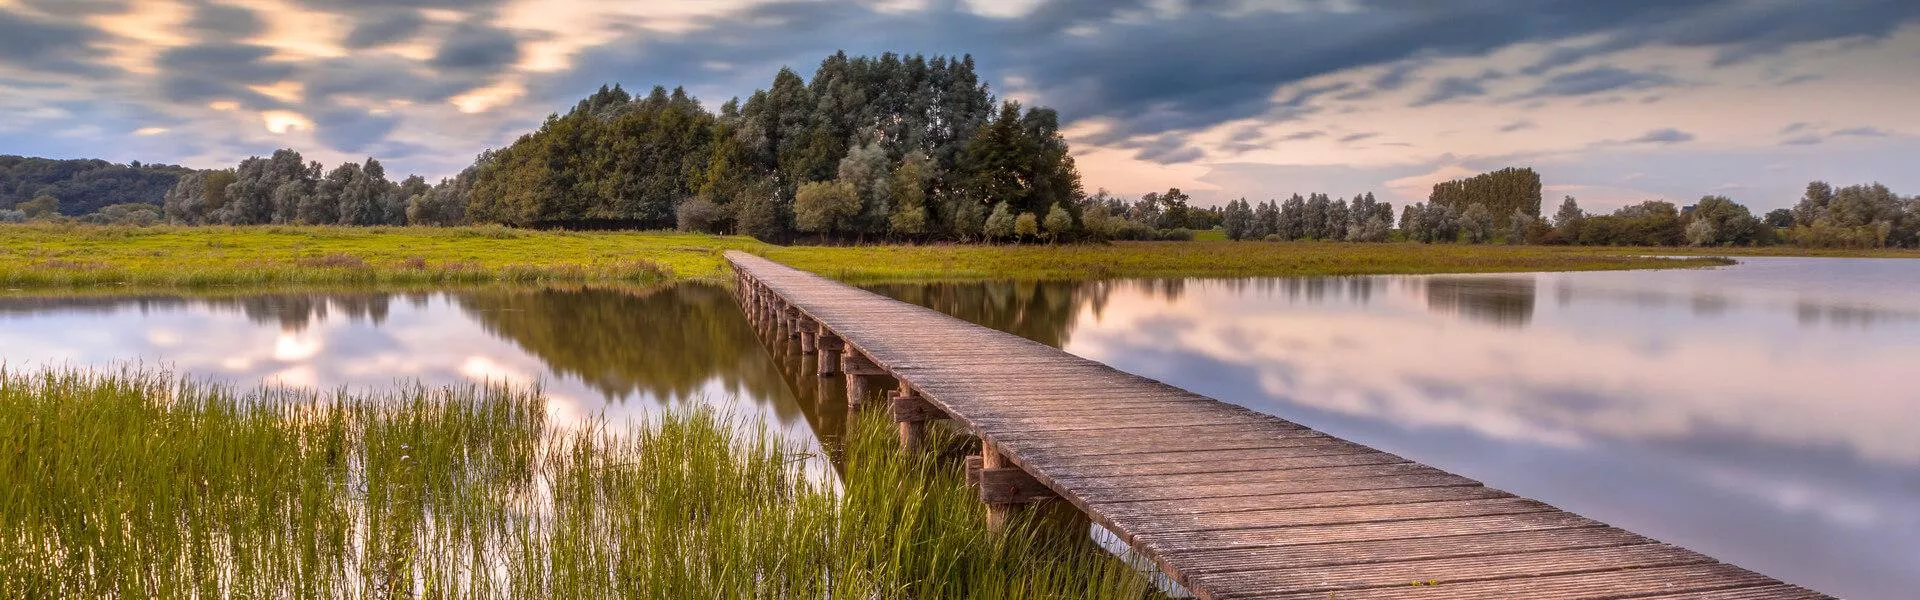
871,257 -> 1920,600
0,285 -> 827,436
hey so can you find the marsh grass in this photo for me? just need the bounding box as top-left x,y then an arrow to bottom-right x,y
0,366 -> 1154,599
0,223 -> 1785,291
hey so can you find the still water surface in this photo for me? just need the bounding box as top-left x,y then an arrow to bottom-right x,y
2,257 -> 1915,599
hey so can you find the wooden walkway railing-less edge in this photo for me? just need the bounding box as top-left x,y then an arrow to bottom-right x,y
724,251 -> 1827,600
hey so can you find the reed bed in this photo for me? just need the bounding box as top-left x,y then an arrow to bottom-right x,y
0,366 -> 1154,599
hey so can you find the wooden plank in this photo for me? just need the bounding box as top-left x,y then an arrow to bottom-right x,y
1046,452 -> 1406,478
1159,527 -> 1653,575
1117,497 -> 1555,536
1089,486 -> 1518,519
1244,563 -> 1782,600
1071,473 -> 1482,503
1131,511 -> 1602,553
1200,542 -> 1711,597
1053,462 -> 1444,490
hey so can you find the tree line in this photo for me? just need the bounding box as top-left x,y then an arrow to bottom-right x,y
1218,192 -> 1395,242
467,52 -> 1084,242
1,156 -> 194,223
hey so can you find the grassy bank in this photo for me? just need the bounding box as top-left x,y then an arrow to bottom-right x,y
0,366 -> 1151,599
0,223 -> 1832,291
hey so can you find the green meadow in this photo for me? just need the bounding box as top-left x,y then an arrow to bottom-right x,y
0,224 -> 1747,291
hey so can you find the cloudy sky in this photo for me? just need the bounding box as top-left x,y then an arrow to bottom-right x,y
2,0 -> 1917,211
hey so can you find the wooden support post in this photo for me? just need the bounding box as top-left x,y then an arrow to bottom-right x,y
816,332 -> 842,376
891,383 -> 945,453
799,322 -> 817,354
845,371 -> 870,409
785,308 -> 802,339
977,439 -> 1059,534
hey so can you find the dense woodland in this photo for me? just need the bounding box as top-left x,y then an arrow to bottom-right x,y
3,52 -> 1916,248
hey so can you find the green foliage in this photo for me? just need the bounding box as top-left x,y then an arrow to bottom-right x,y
1459,203 -> 1495,243
982,201 -> 1015,241
0,155 -> 194,216
18,194 -> 57,218
1014,211 -> 1039,239
1428,166 -> 1543,227
1682,195 -> 1762,246
1043,202 -> 1073,240
887,153 -> 931,237
793,180 -> 860,236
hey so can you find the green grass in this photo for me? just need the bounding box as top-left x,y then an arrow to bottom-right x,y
0,224 -> 1776,291
0,366 -> 1154,599
761,240 -> 1737,283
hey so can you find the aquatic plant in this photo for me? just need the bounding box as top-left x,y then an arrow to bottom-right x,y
0,366 -> 1153,599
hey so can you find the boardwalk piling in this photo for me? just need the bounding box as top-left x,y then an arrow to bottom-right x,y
891,383 -> 945,453
817,332 -> 842,376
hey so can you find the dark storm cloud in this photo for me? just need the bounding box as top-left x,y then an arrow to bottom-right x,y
1134,135 -> 1205,164
302,55 -> 485,103
1370,61 -> 1423,91
16,0 -> 125,17
1626,128 -> 1695,144
1519,0 -> 1920,74
186,2 -> 266,39
1526,66 -> 1676,97
152,43 -> 293,109
432,20 -> 520,72
312,108 -> 401,152
1410,76 -> 1488,107
0,8 -> 113,75
1833,126 -> 1889,138
343,9 -> 426,49
1499,120 -> 1536,133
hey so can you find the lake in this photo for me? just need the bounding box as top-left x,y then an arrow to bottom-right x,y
3,257 -> 1915,599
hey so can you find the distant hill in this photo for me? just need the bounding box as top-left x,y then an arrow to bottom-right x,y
0,156 -> 199,216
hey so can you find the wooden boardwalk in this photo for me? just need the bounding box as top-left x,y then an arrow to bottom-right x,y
726,251 -> 1827,600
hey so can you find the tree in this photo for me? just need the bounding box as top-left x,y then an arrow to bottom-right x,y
1222,198 -> 1253,240
1428,167 -> 1542,227
1764,208 -> 1794,229
1303,193 -> 1329,239
1252,200 -> 1278,239
1550,195 -> 1584,241
1684,195 -> 1761,246
1507,209 -> 1535,244
96,203 -> 162,226
675,196 -> 722,232
1792,181 -> 1834,226
887,152 -> 930,237
1043,202 -> 1073,241
18,194 -> 57,218
1278,194 -> 1306,240
837,139 -> 893,236
982,201 -> 1015,241
1014,211 -> 1039,240
1459,203 -> 1495,243
733,179 -> 788,242
793,180 -> 860,237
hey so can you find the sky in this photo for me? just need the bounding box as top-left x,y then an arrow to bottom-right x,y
1,0 -> 1917,212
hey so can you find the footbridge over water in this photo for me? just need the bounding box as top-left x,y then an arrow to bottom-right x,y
726,250 -> 1826,600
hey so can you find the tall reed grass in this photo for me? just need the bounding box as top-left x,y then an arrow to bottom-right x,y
0,366 -> 1152,599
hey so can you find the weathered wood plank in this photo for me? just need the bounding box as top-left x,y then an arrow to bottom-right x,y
1159,527 -> 1653,575
1202,542 -> 1711,598
1249,563 -> 1783,600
